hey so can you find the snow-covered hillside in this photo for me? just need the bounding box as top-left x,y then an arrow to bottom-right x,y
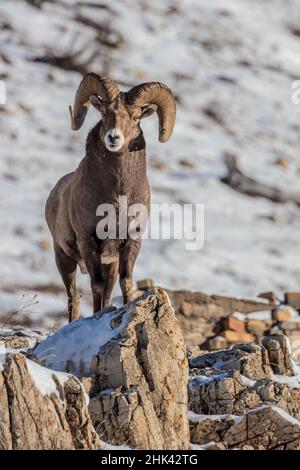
1,0 -> 300,327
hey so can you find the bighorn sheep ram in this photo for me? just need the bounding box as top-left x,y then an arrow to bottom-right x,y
45,73 -> 176,321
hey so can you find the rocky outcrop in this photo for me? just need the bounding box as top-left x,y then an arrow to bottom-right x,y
165,289 -> 276,346
33,288 -> 190,450
190,406 -> 300,450
262,334 -> 294,376
189,413 -> 238,446
0,327 -> 44,351
2,288 -> 300,451
189,342 -> 272,380
0,353 -> 100,450
223,406 -> 300,450
189,370 -> 261,416
144,286 -> 300,358
188,334 -> 300,449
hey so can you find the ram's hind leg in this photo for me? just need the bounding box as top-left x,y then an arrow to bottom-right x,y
55,244 -> 80,322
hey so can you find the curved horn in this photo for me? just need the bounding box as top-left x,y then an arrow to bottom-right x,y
126,82 -> 176,142
69,73 -> 120,130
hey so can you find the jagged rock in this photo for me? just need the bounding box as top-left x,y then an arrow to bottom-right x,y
1,336 -> 29,349
253,379 -> 300,420
89,386 -> 164,449
272,307 -> 292,322
219,330 -> 255,344
281,321 -> 300,331
89,289 -> 189,450
188,333 -> 300,450
241,444 -> 255,450
223,405 -> 300,450
188,337 -> 297,418
189,412 -> 237,444
187,345 -> 202,359
0,354 -> 100,450
165,289 -> 275,345
246,319 -> 268,337
0,327 -> 43,351
189,370 -> 261,415
286,331 -> 300,362
205,442 -> 227,450
284,292 -> 300,310
262,335 -> 294,376
258,292 -> 277,304
223,316 -> 246,333
190,343 -> 272,380
189,375 -> 300,449
207,336 -> 228,351
137,278 -> 154,290
34,288 -> 189,450
81,376 -> 92,395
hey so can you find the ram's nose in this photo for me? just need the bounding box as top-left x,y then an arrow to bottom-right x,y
104,128 -> 125,152
108,133 -> 120,144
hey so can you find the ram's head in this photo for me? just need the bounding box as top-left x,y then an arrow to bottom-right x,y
69,73 -> 176,152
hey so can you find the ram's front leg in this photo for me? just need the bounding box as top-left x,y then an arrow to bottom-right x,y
77,236 -> 105,313
119,238 -> 141,304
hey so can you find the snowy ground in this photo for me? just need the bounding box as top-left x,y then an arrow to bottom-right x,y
1,0 -> 300,328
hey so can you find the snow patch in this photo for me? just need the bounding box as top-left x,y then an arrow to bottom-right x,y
272,369 -> 300,389
245,404 -> 300,427
189,442 -> 207,450
0,352 -> 6,372
233,310 -> 272,321
270,406 -> 300,427
26,357 -> 71,399
188,411 -> 242,424
0,328 -> 17,338
0,328 -> 42,351
240,375 -> 257,388
276,306 -> 299,319
219,294 -> 271,304
190,441 -> 218,450
189,371 -> 228,389
100,440 -> 132,451
33,307 -> 130,377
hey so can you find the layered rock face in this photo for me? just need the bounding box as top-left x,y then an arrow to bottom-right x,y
33,288 -> 190,450
188,335 -> 300,450
0,353 -> 100,450
2,288 -> 300,450
161,287 -> 300,363
165,288 -> 275,346
190,406 -> 300,450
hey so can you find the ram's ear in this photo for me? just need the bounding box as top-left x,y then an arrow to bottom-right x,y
90,95 -> 105,113
140,104 -> 157,119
